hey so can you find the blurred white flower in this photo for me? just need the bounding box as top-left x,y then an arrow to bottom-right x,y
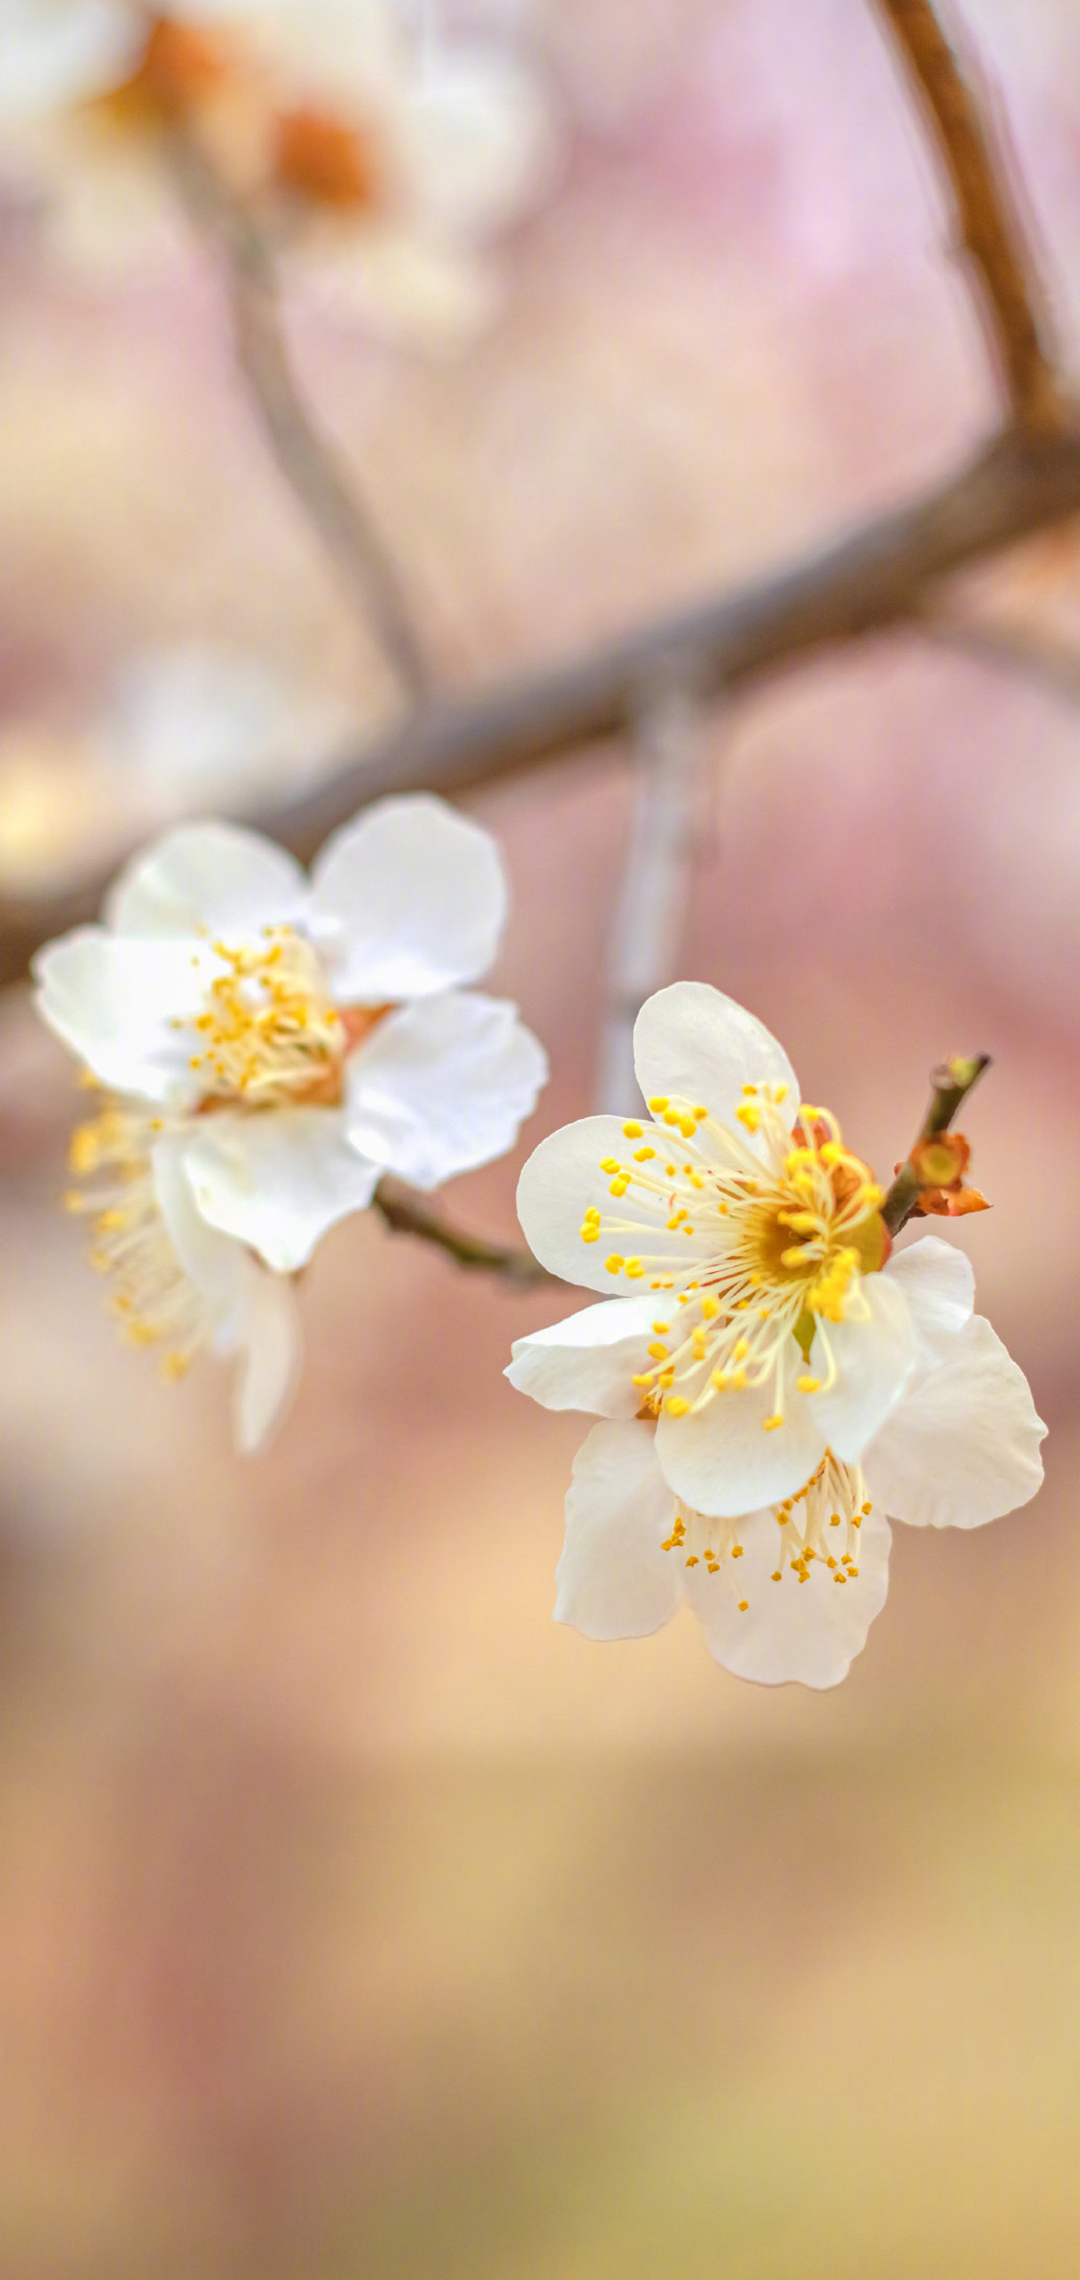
0,0 -> 275,118
512,1267 -> 1045,1689
65,1094 -> 300,1452
35,797 -> 548,1275
0,647 -> 354,890
2,0 -> 560,330
515,980 -> 931,1516
0,2 -> 277,275
104,644 -> 355,808
255,0 -> 561,349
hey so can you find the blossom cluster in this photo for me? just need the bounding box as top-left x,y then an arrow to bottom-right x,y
1,0 -> 559,347
33,824 -> 1046,1692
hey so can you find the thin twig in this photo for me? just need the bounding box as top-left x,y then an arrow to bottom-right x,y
882,1053 -> 991,1235
166,126 -> 433,705
922,612 -> 1080,703
372,1178 -> 553,1285
873,0 -> 1064,433
7,420 -> 1080,989
594,688 -> 711,1111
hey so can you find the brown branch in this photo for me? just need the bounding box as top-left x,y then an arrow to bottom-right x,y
921,611 -> 1080,704
873,0 -> 1064,433
6,419 -> 1080,989
166,126 -> 433,705
882,1053 -> 991,1235
371,1178 -> 553,1285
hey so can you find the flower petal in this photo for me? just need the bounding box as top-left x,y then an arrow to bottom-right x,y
153,1131 -> 301,1454
516,1115 -> 722,1295
554,1421 -> 681,1641
885,1234 -> 975,1363
345,991 -> 546,1188
33,926 -> 205,1104
183,1108 -> 380,1273
290,229 -> 501,352
308,796 -> 507,1001
0,1 -> 143,117
655,1372 -> 826,1513
863,1314 -> 1046,1529
152,1130 -> 253,1323
233,1276 -> 303,1457
632,983 -> 800,1128
683,1502 -> 892,1689
806,1271 -> 917,1462
105,821 -> 307,942
506,1295 -> 660,1417
405,40 -> 560,239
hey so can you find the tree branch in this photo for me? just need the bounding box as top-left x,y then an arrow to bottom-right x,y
371,1178 -> 553,1285
921,611 -> 1080,704
166,127 -> 433,706
6,420 -> 1080,988
873,0 -> 1064,433
882,1052 -> 991,1234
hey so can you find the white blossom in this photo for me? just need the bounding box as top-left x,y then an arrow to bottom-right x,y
35,796 -> 547,1281
0,1 -> 281,274
515,981 -> 960,1512
1,0 -> 559,334
254,0 -> 561,348
515,1295 -> 1045,1690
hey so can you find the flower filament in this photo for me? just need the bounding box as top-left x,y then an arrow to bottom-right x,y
662,1450 -> 871,1610
592,1084 -> 887,1431
184,926 -> 345,1108
65,1094 -> 215,1382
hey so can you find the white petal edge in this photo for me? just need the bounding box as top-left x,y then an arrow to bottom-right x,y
632,982 -> 800,1130
33,927 -> 206,1105
516,1114 -> 722,1295
345,991 -> 546,1189
885,1234 -> 975,1364
183,1107 -> 380,1273
153,1132 -> 301,1454
806,1271 -> 918,1464
863,1314 -> 1046,1529
506,1295 -> 660,1418
555,1421 -> 681,1641
405,40 -> 561,239
683,1501 -> 893,1689
308,796 -> 507,1001
655,1368 -> 827,1515
105,820 -> 307,942
233,1275 -> 303,1456
0,1 -> 143,118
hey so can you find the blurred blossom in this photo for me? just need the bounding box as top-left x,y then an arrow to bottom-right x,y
0,2 -> 279,276
104,643 -> 355,805
34,799 -> 547,1437
0,646 -> 355,889
256,0 -> 562,348
1,0 -> 562,342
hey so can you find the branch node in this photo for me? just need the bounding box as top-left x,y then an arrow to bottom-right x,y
882,1050 -> 991,1234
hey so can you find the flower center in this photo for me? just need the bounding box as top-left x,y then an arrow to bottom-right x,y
183,925 -> 347,1110
97,16 -> 235,128
272,106 -> 387,211
65,1095 -> 212,1380
582,1083 -> 887,1434
662,1449 -> 872,1611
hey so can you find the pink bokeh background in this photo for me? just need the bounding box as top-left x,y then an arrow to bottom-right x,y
2,2 -> 1080,2272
